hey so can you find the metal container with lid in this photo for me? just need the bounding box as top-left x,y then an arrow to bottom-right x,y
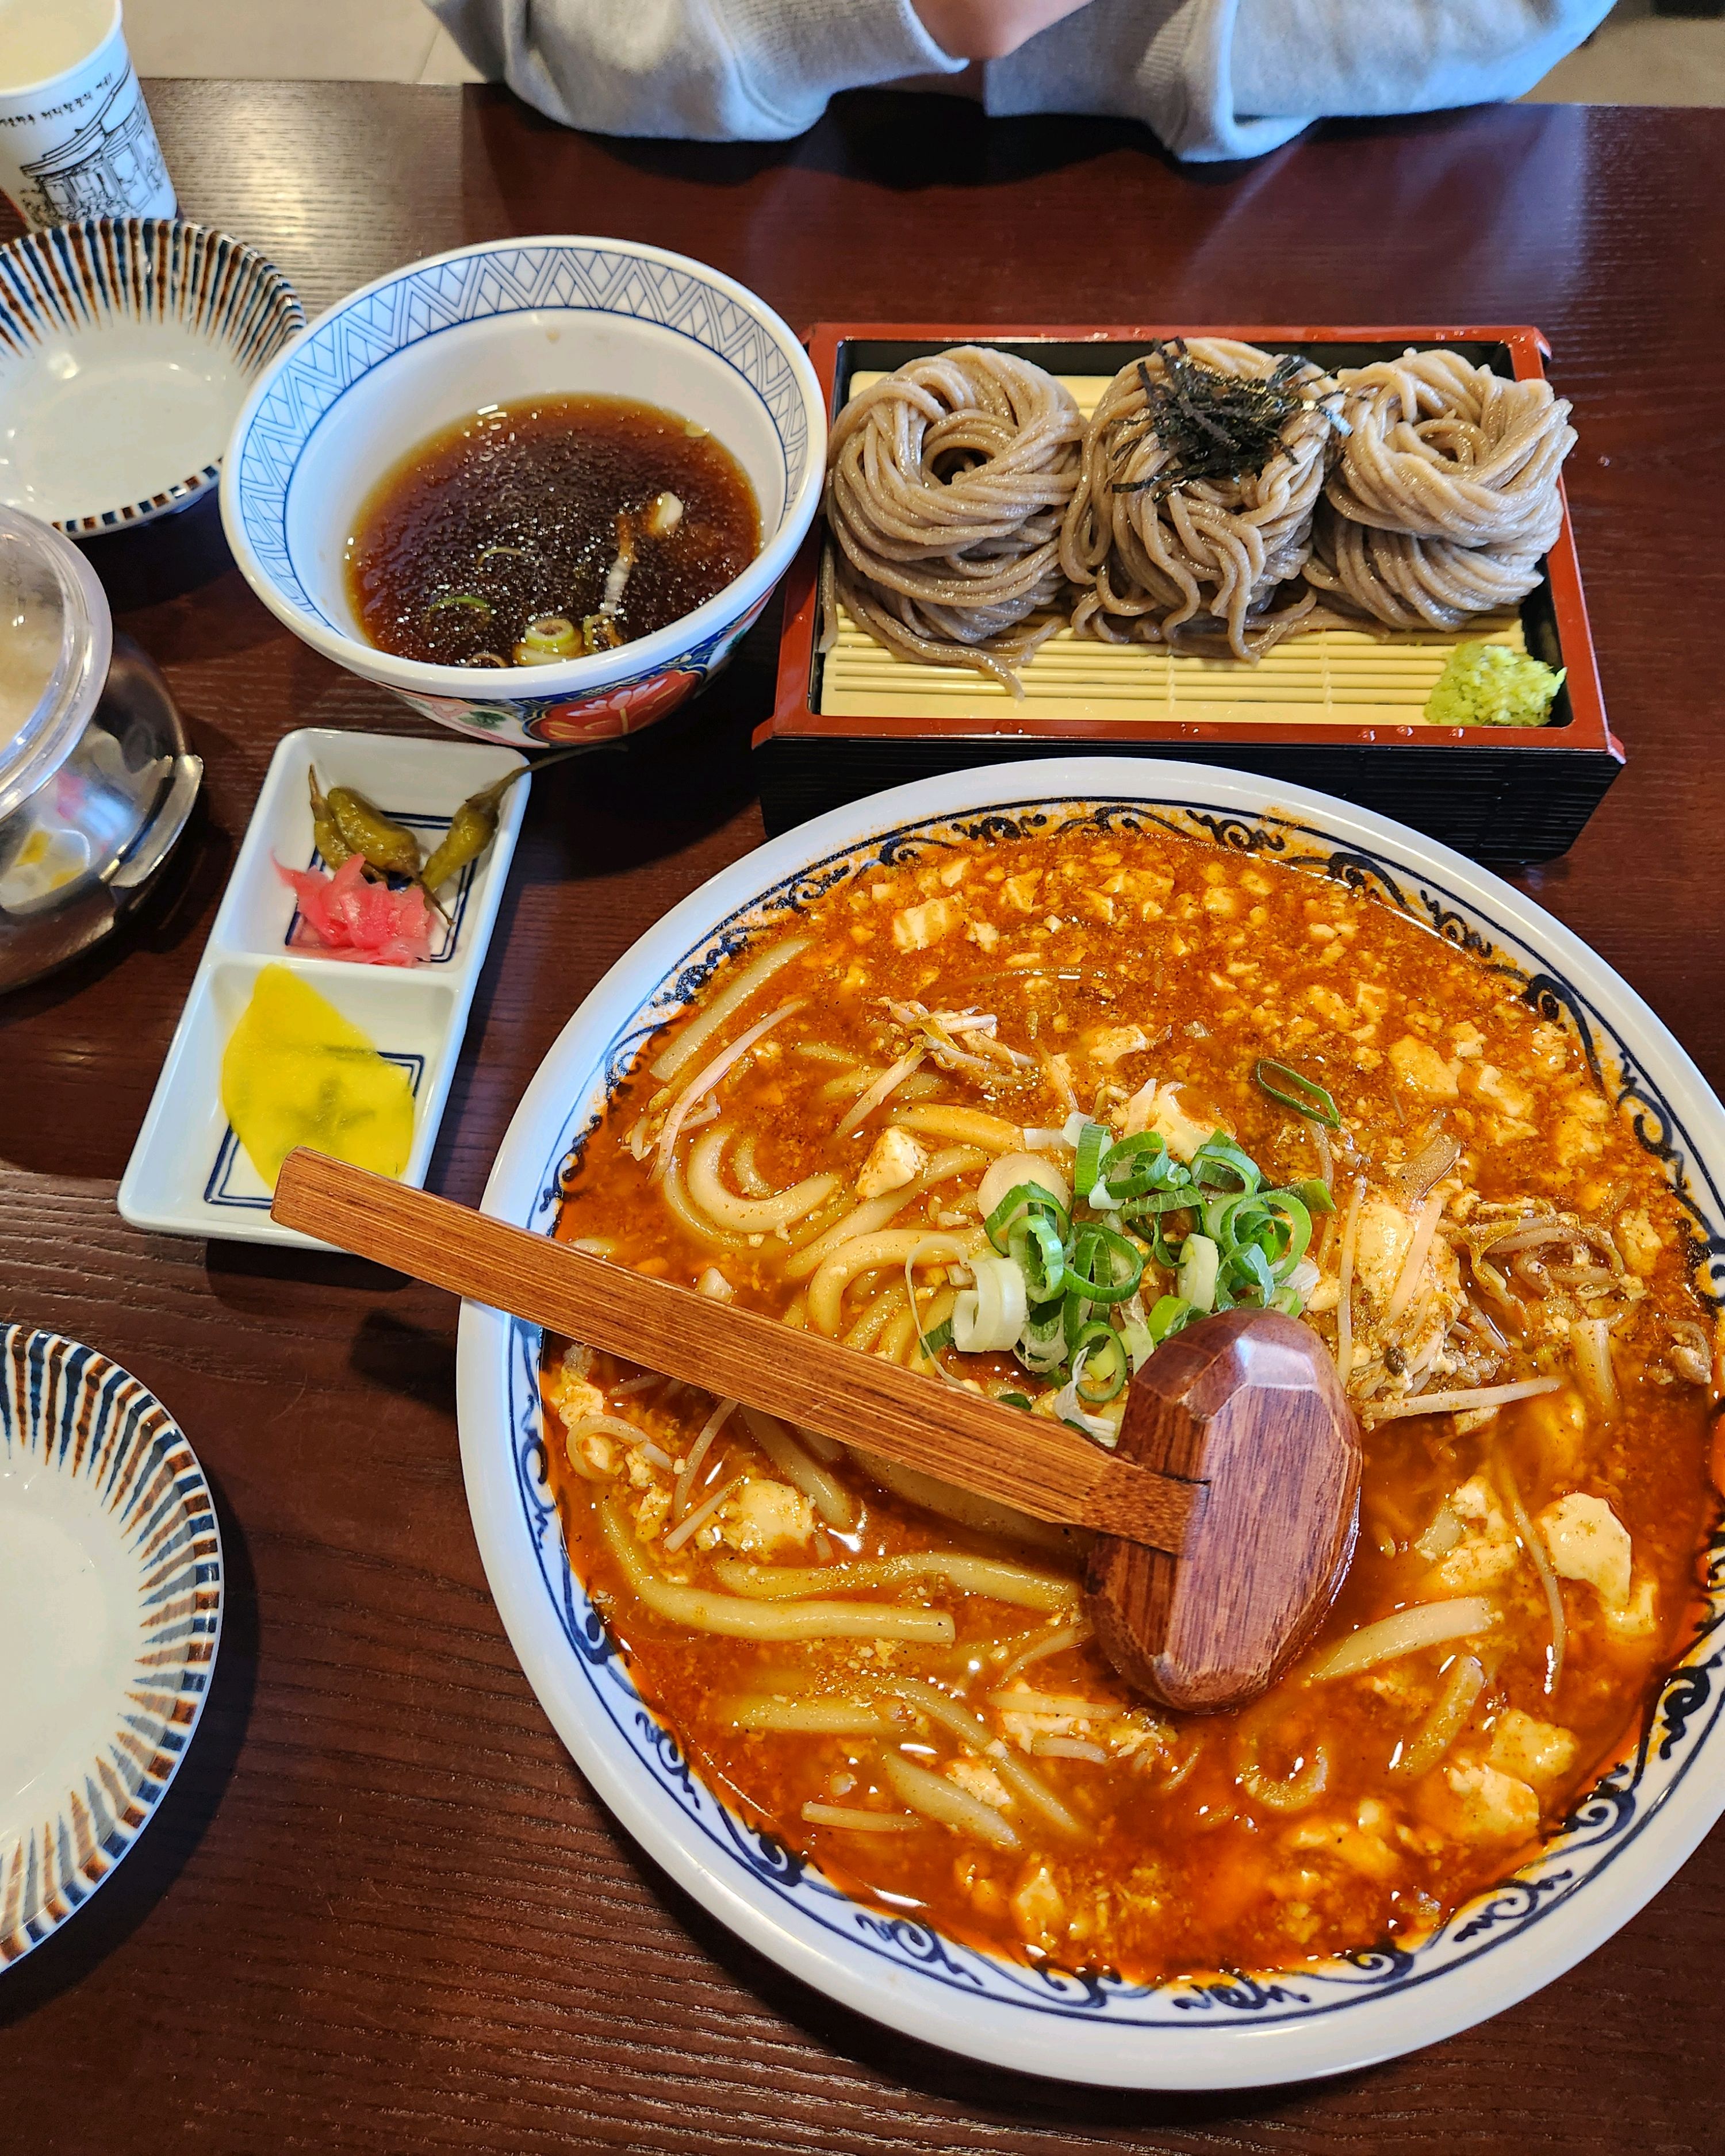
0,504 -> 201,987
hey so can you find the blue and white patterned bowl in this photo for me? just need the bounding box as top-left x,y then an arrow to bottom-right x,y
220,236 -> 826,751
0,219 -> 303,534
0,1326 -> 222,1967
455,757 -> 1725,2088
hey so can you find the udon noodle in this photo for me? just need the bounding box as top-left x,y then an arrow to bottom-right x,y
1305,350 -> 1575,631
1059,339 -> 1344,661
823,346 -> 1083,690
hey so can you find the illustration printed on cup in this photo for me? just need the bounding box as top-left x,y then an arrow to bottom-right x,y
0,1 -> 174,230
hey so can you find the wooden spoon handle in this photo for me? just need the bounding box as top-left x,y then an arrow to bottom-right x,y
272,1148 -> 1197,1553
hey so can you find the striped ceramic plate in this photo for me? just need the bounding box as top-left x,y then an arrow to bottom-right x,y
0,218 -> 304,534
0,1326 -> 221,1966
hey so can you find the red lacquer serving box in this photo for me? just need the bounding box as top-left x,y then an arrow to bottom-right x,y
760,323 -> 1620,861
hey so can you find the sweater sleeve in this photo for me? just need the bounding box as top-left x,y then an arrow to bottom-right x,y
425,0 -> 964,141
1229,0 -> 1615,125
985,0 -> 1614,163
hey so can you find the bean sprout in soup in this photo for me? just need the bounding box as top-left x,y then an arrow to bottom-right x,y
541,820 -> 1719,1984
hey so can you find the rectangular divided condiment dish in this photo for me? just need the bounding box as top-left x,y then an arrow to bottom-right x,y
118,727 -> 528,1249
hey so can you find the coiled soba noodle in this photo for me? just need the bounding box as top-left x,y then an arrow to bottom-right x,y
1306,350 -> 1575,631
1059,339 -> 1343,663
825,347 -> 1083,692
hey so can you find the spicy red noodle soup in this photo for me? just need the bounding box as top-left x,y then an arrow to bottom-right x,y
539,820 -> 1718,1983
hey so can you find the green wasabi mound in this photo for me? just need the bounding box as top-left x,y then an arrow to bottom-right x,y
1424,642 -> 1567,728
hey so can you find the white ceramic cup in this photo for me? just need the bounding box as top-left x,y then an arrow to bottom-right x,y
0,0 -> 174,230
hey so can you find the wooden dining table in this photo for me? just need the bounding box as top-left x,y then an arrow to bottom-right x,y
3,76 -> 1723,2156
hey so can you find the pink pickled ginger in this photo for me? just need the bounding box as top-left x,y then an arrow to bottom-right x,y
277,854 -> 434,966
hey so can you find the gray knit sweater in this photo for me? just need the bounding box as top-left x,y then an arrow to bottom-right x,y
428,0 -> 1609,161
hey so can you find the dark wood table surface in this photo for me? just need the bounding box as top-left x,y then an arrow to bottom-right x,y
3,78 -> 1722,2156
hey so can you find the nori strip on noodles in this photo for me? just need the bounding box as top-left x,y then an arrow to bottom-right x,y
1112,340 -> 1343,501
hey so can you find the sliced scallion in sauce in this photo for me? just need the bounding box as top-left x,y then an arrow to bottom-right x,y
1255,1058 -> 1341,1128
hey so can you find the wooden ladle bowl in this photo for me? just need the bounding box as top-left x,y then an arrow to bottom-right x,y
1087,1306 -> 1359,1710
273,1149 -> 1362,1715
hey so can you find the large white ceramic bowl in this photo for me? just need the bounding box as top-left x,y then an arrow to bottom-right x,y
220,236 -> 825,750
455,758 -> 1725,2089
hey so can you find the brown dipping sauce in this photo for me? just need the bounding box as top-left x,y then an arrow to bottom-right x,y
344,393 -> 760,669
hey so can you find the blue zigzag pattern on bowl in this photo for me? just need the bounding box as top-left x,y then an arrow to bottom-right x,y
0,1326 -> 223,1966
233,244 -> 810,626
0,218 -> 303,535
503,792 -> 1725,2028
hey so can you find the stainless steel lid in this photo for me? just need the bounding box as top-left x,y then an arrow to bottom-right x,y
0,502 -> 113,828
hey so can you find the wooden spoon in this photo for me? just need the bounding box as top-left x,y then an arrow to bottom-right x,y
272,1148 -> 1361,1713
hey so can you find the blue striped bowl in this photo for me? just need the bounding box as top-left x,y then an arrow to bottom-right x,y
0,219 -> 304,534
0,1326 -> 222,1967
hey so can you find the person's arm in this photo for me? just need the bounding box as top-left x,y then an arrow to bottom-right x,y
1228,0 -> 1616,135
984,0 -> 1615,162
427,0 -> 967,140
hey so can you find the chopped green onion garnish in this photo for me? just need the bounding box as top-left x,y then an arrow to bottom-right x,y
1071,1321 -> 1129,1403
1118,1300 -> 1155,1372
1019,1299 -> 1068,1375
426,592 -> 493,617
1147,1295 -> 1194,1344
1065,1223 -> 1143,1305
986,1182 -> 1068,1255
1190,1131 -> 1262,1195
1120,1187 -> 1197,1217
1254,1058 -> 1341,1128
1011,1213 -> 1067,1302
1231,1240 -> 1278,1305
1098,1129 -> 1189,1202
1260,1189 -> 1314,1277
1177,1232 -> 1220,1313
1074,1120 -> 1109,1195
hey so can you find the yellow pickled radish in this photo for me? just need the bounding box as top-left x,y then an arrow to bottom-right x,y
220,964 -> 415,1190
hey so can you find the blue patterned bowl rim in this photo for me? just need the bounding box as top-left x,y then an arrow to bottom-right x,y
0,218 -> 304,535
1,1326 -> 223,1967
455,756 -> 1725,2089
218,234 -> 825,701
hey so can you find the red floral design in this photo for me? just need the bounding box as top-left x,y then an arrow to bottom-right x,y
527,666 -> 702,745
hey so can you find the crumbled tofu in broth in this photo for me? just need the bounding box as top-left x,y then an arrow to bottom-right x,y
1120,1077 -> 1226,1162
715,1478 -> 816,1556
1488,1709 -> 1580,1787
1420,1760 -> 1540,1844
1538,1491 -> 1633,1610
856,1126 -> 924,1199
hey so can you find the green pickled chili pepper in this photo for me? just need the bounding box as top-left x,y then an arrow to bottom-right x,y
326,784 -> 423,878
420,766 -> 528,896
307,766 -> 352,869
